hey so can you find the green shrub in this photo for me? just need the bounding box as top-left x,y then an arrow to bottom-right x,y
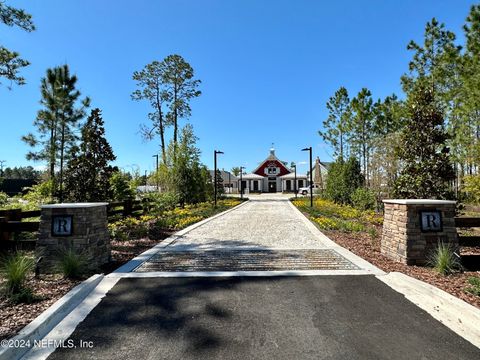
23,180 -> 54,206
325,157 -> 364,205
428,242 -> 462,275
143,191 -> 179,213
465,277 -> 480,296
57,248 -> 87,279
351,188 -> 376,211
10,287 -> 40,304
0,252 -> 35,295
0,191 -> 9,207
463,175 -> 480,204
110,171 -> 135,201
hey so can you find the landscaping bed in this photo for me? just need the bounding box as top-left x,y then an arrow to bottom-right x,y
0,197 -> 244,341
292,197 -> 480,309
0,274 -> 80,340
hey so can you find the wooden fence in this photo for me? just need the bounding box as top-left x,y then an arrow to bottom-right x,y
455,217 -> 480,247
0,199 -> 152,250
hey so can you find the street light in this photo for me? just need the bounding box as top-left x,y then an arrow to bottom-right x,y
214,150 -> 224,206
301,147 -> 313,207
291,163 -> 297,199
152,154 -> 159,191
239,166 -> 245,200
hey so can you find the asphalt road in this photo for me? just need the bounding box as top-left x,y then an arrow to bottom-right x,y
48,275 -> 480,360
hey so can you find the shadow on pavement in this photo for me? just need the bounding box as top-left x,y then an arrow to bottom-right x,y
48,276 -> 480,360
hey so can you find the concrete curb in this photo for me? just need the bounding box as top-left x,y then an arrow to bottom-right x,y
22,276 -> 120,360
0,274 -> 104,360
377,272 -> 480,349
108,269 -> 378,278
113,199 -> 250,273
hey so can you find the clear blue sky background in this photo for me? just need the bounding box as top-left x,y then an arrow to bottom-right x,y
0,0 -> 476,175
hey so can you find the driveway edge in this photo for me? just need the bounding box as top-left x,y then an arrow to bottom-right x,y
0,274 -> 104,360
113,199 -> 250,273
377,271 -> 480,349
21,276 -> 120,360
287,200 -> 385,275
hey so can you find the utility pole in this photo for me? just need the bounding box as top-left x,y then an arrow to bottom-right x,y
239,166 -> 245,200
301,147 -> 313,207
214,150 -> 224,206
292,163 -> 297,198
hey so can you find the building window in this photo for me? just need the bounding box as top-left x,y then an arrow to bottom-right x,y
286,180 -> 291,191
298,180 -> 304,188
267,167 -> 277,175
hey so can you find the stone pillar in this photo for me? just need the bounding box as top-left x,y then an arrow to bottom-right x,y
36,203 -> 110,274
381,199 -> 458,265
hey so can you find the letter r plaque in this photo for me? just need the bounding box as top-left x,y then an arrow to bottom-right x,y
420,211 -> 442,232
52,215 -> 73,236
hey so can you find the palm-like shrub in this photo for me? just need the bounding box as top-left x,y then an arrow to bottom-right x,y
0,252 -> 35,295
57,248 -> 87,279
429,242 -> 462,275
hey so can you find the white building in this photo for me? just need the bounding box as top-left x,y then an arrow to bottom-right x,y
240,147 -> 308,193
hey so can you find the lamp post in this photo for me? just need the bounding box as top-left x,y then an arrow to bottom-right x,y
238,166 -> 245,200
292,163 -> 297,199
301,147 -> 313,207
152,154 -> 159,191
214,150 -> 224,206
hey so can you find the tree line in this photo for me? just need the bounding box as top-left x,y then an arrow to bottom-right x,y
321,5 -> 480,205
1,2 -> 214,205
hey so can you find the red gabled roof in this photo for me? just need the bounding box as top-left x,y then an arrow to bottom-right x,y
252,149 -> 291,177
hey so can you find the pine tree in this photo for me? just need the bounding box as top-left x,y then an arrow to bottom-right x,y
394,84 -> 455,199
0,2 -> 35,87
320,87 -> 351,160
132,61 -> 169,164
162,55 -> 201,157
22,65 -> 90,201
350,88 -> 374,184
63,108 -> 116,202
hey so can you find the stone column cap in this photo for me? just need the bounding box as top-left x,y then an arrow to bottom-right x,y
382,199 -> 456,205
41,202 -> 109,209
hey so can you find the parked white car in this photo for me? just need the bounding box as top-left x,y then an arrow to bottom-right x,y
298,186 -> 311,195
298,185 -> 319,195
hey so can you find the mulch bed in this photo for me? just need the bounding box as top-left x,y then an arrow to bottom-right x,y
324,227 -> 480,309
0,276 -> 80,340
0,230 -> 174,341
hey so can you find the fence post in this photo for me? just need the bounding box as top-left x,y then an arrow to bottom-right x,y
0,217 -> 7,242
123,199 -> 133,217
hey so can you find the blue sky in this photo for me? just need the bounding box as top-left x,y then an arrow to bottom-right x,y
0,0 -> 475,175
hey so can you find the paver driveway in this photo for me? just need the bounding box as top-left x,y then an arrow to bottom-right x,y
168,193 -> 329,250
134,194 -> 377,273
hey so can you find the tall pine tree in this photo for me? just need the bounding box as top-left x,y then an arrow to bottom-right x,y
22,65 -> 90,200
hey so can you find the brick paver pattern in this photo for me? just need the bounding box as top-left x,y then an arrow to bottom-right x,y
135,249 -> 359,272
137,194 -> 362,272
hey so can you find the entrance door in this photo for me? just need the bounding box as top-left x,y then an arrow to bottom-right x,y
268,181 -> 276,192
